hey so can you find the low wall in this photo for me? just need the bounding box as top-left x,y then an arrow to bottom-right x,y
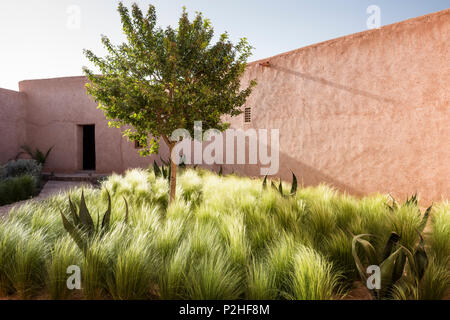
0,88 -> 26,164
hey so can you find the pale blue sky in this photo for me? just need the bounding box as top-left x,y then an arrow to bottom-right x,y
0,0 -> 448,90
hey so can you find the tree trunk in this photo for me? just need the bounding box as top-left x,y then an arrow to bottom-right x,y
168,142 -> 177,204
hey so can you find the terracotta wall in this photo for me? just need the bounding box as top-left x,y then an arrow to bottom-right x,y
224,9 -> 450,204
0,9 -> 448,203
19,77 -> 168,173
0,88 -> 26,164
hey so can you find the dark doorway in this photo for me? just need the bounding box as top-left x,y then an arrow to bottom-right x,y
82,125 -> 96,171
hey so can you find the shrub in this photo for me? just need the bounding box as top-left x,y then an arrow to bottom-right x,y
1,159 -> 41,181
0,175 -> 37,206
288,245 -> 342,300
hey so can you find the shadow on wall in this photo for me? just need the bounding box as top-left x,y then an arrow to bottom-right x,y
214,150 -> 364,198
270,64 -> 400,105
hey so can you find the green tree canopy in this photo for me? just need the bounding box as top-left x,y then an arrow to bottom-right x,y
83,2 -> 256,201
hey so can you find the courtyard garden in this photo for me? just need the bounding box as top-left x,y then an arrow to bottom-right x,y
0,166 -> 448,300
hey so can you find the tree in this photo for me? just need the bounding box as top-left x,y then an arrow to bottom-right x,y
83,2 -> 256,203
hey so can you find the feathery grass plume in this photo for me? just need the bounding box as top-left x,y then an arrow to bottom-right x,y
319,229 -> 356,290
187,220 -> 221,259
133,204 -> 162,234
358,195 -> 391,255
108,231 -> 158,300
165,198 -> 192,221
30,205 -> 65,243
0,221 -> 26,295
9,228 -> 49,299
154,218 -> 186,261
219,214 -> 249,266
288,245 -> 342,300
266,233 -> 297,295
178,169 -> 203,205
417,257 -> 450,300
273,197 -> 307,237
194,204 -> 222,227
47,235 -> 82,299
391,257 -> 450,300
304,199 -> 337,246
429,202 -> 450,266
390,205 -> 423,250
330,194 -> 359,230
158,239 -> 190,300
246,258 -> 277,300
184,244 -> 244,300
244,207 -> 277,252
81,226 -> 127,299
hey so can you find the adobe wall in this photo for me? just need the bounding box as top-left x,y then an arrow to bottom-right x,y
19,77 -> 168,173
225,9 -> 450,204
1,9 -> 448,204
0,88 -> 26,164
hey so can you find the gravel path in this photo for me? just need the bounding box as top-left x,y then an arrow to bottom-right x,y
0,181 -> 90,218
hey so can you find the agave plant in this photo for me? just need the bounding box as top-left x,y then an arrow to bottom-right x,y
59,190 -> 128,253
153,158 -> 171,181
262,171 -> 297,197
352,228 -> 430,299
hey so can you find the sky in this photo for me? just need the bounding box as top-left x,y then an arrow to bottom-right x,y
0,0 -> 448,91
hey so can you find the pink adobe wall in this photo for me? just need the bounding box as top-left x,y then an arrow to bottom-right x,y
223,9 -> 450,204
0,88 -> 26,164
19,76 -> 168,173
0,9 -> 448,204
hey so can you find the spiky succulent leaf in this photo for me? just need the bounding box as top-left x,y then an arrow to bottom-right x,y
59,208 -> 86,252
160,156 -> 169,166
413,234 -> 428,280
392,251 -> 406,285
153,161 -> 161,177
290,172 -> 297,195
78,190 -> 95,235
419,205 -> 432,233
271,181 -> 277,192
123,196 -> 129,224
101,190 -> 112,232
68,196 -> 80,227
352,234 -> 375,283
382,232 -> 400,261
262,175 -> 267,189
380,247 -> 403,297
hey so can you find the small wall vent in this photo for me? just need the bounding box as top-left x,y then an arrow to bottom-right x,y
244,107 -> 251,123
